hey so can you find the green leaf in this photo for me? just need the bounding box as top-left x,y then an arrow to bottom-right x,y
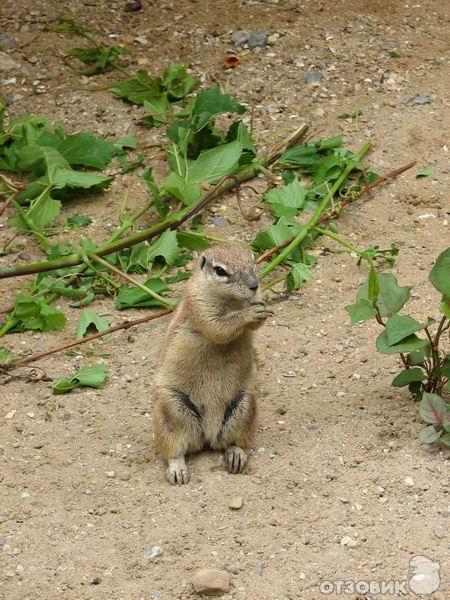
439,296 -> 450,319
440,433 -> 450,448
162,172 -> 201,205
186,140 -> 242,183
66,214 -> 93,228
116,153 -> 144,174
109,70 -> 163,105
265,177 -> 308,217
357,273 -> 410,317
392,367 -> 425,387
10,296 -> 66,332
419,392 -> 447,425
317,135 -> 344,150
48,168 -> 113,190
416,166 -> 432,178
146,229 -> 181,266
142,168 -> 167,217
163,64 -> 198,99
337,109 -> 363,120
385,314 -> 428,346
286,263 -> 313,292
225,121 -> 256,154
192,86 -> 245,124
253,222 -> 295,251
345,299 -> 377,324
278,144 -> 321,169
143,96 -> 171,127
177,231 -> 209,251
0,346 -> 14,365
115,277 -> 169,309
429,247 -> 450,296
376,331 -> 428,354
57,133 -> 117,169
17,145 -> 70,177
113,135 -> 138,152
408,380 -> 423,402
10,190 -> 62,230
67,46 -> 124,75
76,310 -> 110,340
418,425 -> 442,444
52,379 -> 79,394
53,364 -> 108,394
407,349 -> 426,366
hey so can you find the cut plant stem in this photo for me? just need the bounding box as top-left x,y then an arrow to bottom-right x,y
1,309 -> 172,373
259,143 -> 372,279
0,125 -> 309,280
256,158 -> 416,265
87,253 -> 176,309
312,226 -> 361,255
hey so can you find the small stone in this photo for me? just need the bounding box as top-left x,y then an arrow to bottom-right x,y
247,32 -> 268,49
144,546 -> 163,560
191,568 -> 230,596
0,535 -> 5,547
232,31 -> 249,46
91,576 -> 101,585
404,476 -> 415,487
0,516 -> 7,524
304,71 -> 322,85
255,564 -> 264,576
228,496 -> 243,510
105,471 -> 115,478
339,496 -> 350,504
0,34 -> 15,48
124,0 -> 142,11
341,535 -> 359,548
5,410 -> 16,419
406,95 -> 431,105
224,564 -> 239,575
211,217 -> 227,227
0,51 -> 20,71
434,526 -> 445,539
333,355 -> 344,364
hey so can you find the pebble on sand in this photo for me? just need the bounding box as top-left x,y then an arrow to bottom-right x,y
191,568 -> 231,596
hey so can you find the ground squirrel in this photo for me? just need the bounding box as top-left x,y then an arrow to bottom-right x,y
154,243 -> 273,485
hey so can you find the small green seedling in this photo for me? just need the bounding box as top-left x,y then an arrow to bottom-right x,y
346,247 -> 450,447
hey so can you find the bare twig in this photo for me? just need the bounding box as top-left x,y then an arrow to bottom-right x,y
1,309 -> 172,373
356,160 -> 416,196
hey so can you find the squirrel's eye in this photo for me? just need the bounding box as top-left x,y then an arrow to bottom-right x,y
214,265 -> 229,277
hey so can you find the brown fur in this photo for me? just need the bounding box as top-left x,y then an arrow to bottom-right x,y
153,243 -> 272,484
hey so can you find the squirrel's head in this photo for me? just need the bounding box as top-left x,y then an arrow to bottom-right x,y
197,244 -> 259,301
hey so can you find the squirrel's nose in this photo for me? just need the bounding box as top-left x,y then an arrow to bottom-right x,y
244,273 -> 258,291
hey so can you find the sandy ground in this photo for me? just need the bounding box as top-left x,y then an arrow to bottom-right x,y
0,0 -> 449,599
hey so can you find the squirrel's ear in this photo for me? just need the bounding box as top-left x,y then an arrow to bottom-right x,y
199,255 -> 206,270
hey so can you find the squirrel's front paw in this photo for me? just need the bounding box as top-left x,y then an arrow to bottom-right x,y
247,301 -> 274,323
167,457 -> 190,485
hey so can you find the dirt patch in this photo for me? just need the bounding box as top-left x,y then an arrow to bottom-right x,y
1,1 -> 449,599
